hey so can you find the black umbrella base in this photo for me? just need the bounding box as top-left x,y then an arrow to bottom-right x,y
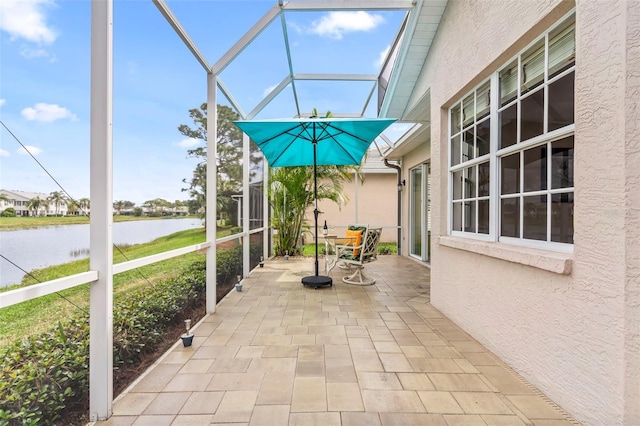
302,275 -> 333,288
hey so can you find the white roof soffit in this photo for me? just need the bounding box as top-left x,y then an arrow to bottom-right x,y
383,122 -> 431,161
379,0 -> 447,121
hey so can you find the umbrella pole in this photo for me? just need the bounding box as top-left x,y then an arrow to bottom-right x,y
301,127 -> 332,288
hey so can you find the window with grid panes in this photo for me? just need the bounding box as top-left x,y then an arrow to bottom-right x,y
449,13 -> 575,249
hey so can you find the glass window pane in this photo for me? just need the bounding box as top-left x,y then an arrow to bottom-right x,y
464,166 -> 476,199
463,94 -> 474,128
452,202 -> 462,231
521,39 -> 545,94
476,81 -> 491,120
549,19 -> 575,78
463,130 -> 475,162
452,170 -> 463,200
500,60 -> 518,106
551,136 -> 574,189
477,118 -> 490,156
451,103 -> 462,134
464,201 -> 476,233
501,153 -> 520,195
521,89 -> 545,141
478,199 -> 490,234
478,161 -> 490,197
501,197 -> 520,237
548,71 -> 574,131
451,134 -> 461,166
523,144 -> 547,192
551,192 -> 574,243
499,104 -> 517,149
523,194 -> 547,241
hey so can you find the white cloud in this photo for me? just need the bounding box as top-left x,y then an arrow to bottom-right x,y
19,47 -> 53,60
0,99 -> 5,107
17,145 -> 43,156
375,45 -> 390,69
176,138 -> 200,148
21,102 -> 78,122
309,12 -> 385,40
0,149 -> 10,157
0,0 -> 58,44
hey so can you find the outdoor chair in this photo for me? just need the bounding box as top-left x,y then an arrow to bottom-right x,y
335,227 -> 382,285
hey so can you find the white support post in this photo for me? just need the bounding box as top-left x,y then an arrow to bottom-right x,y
263,161 -> 269,260
89,0 -> 114,421
206,74 -> 217,313
243,133 -> 250,278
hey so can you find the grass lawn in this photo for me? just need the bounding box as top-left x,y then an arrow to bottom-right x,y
301,242 -> 397,256
0,215 -> 198,231
0,227 -> 217,348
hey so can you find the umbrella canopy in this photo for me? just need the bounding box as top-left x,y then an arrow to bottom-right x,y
233,116 -> 396,288
233,117 -> 396,167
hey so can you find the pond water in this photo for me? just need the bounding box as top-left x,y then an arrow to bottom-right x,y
0,218 -> 203,288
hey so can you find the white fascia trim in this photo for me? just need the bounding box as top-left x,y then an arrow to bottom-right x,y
153,0 -> 211,72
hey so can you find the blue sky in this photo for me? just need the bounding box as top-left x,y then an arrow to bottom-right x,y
0,0 -> 407,205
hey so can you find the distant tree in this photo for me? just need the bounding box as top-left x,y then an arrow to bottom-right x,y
0,193 -> 10,204
67,199 -> 79,215
1,207 -> 16,217
114,200 -> 126,215
77,198 -> 90,215
47,191 -> 66,216
133,207 -> 143,217
27,196 -> 47,217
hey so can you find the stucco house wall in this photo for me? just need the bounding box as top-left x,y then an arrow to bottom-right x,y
313,172 -> 398,243
398,0 -> 639,424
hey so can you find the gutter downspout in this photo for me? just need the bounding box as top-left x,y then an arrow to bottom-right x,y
384,159 -> 402,256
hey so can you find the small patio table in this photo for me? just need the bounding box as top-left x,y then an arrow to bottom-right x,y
322,234 -> 356,273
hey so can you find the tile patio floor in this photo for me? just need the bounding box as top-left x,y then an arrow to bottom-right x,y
95,255 -> 578,426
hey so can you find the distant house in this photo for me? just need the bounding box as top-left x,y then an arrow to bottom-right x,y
0,189 -> 69,217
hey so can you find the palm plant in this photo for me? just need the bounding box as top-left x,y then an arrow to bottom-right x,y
269,164 -> 355,256
47,191 -> 66,216
27,196 -> 47,217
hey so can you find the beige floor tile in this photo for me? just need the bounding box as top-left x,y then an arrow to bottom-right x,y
212,391 -> 258,423
361,390 -> 425,412
143,392 -> 190,415
179,391 -> 224,415
380,353 -> 414,372
428,373 -> 492,392
530,420 -> 577,426
179,359 -> 215,374
481,414 -> 527,425
477,366 -> 536,395
452,392 -> 514,415
248,405 -> 290,426
352,347 -> 384,371
397,372 -> 435,391
289,412 -> 341,426
291,377 -> 327,412
390,329 -> 422,346
349,337 -> 375,349
262,344 -> 298,358
131,364 -> 182,393
415,333 -> 448,346
417,391 -> 464,414
206,372 -> 265,391
357,371 -> 402,390
113,393 -> 156,416
296,359 -> 326,377
427,346 -> 464,359
325,343 -> 352,359
378,412 -> 447,426
249,357 -> 297,373
291,334 -> 316,345
192,345 -> 238,359
236,345 -> 265,358
97,415 -> 137,426
251,334 -> 292,346
131,414 -> 174,425
256,371 -> 294,405
298,344 -> 325,361
401,345 -> 430,358
327,382 -> 364,411
408,358 -> 464,373
373,341 -> 402,353
341,412 -> 382,426
345,325 -> 370,337
171,414 -> 214,425
442,414 -> 488,425
208,358 -> 251,373
159,350 -> 194,365
506,395 -> 567,419
162,373 -> 213,392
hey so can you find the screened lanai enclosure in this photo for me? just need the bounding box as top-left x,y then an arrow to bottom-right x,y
0,0 -> 445,421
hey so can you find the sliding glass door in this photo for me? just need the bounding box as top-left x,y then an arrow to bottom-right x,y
409,164 -> 430,262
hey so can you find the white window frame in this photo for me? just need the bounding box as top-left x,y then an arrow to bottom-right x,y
448,11 -> 575,253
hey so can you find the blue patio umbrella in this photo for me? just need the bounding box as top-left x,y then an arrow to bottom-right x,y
234,117 -> 395,288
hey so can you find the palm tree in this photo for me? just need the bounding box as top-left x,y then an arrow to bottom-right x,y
114,200 -> 126,215
269,164 -> 355,256
78,198 -> 90,215
47,191 -> 66,216
27,196 -> 46,217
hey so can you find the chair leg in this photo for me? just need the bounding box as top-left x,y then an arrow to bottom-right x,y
342,266 -> 376,286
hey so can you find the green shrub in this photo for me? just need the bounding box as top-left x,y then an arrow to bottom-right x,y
1,208 -> 16,217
